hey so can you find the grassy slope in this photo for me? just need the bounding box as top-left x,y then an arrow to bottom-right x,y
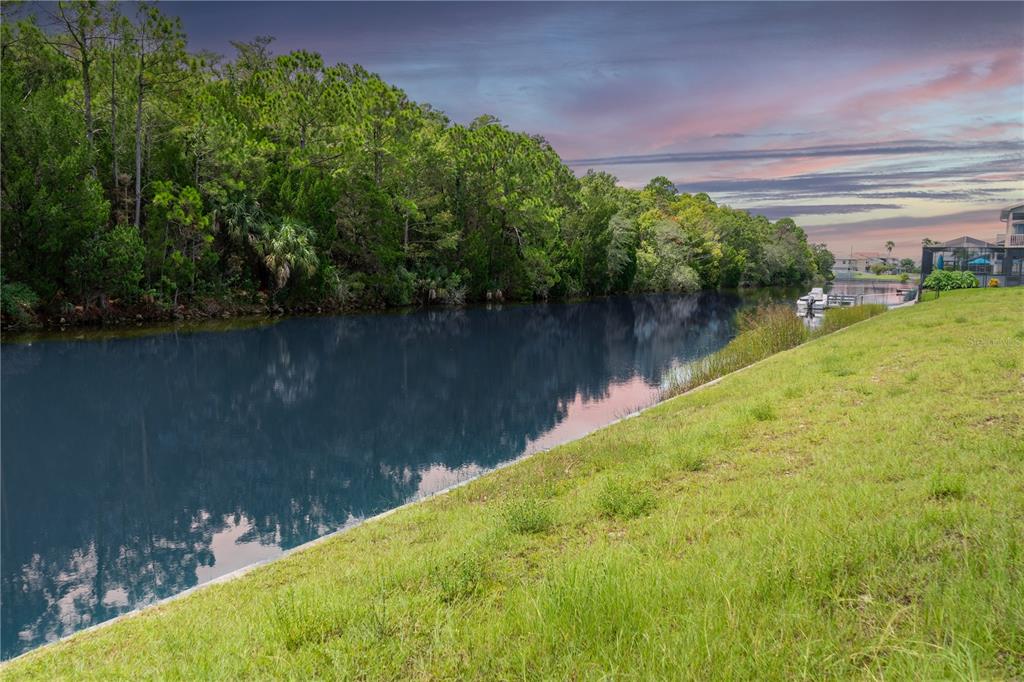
848,272 -> 916,282
6,289 -> 1023,680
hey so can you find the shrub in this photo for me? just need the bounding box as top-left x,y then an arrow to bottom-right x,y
667,264 -> 702,293
1,279 -> 40,325
923,270 -> 978,291
596,478 -> 656,520
988,278 -> 1000,288
69,224 -> 146,302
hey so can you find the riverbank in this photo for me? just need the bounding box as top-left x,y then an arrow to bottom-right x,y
836,272 -> 918,283
0,286 -> 805,343
5,288 -> 1022,679
0,295 -> 352,335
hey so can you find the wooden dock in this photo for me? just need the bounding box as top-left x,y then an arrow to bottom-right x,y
824,289 -> 917,308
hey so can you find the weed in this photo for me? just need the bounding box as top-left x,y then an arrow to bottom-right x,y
928,473 -> 967,501
596,477 -> 656,519
676,451 -> 707,472
749,402 -> 777,422
434,549 -> 486,603
502,497 -> 554,534
268,587 -> 342,650
782,385 -> 803,399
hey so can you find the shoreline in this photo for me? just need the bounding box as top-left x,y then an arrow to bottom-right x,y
2,296 -> 884,665
4,288 -> 1020,678
0,286 -> 809,344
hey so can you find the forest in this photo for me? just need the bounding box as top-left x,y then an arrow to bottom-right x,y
0,2 -> 834,326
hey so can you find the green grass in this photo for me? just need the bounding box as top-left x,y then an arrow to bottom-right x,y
849,272 -> 916,282
595,477 -> 657,520
502,497 -> 555,535
817,303 -> 887,334
4,288 -> 1023,680
664,303 -> 887,397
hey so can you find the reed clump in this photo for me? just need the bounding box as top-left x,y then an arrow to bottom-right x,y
664,303 -> 887,397
816,303 -> 886,334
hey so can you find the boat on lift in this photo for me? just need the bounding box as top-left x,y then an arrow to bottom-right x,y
796,287 -> 827,318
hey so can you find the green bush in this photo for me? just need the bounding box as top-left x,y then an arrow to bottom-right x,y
923,270 -> 978,291
1,279 -> 40,325
69,224 -> 146,302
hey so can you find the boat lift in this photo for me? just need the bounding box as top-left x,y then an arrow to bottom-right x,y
797,287 -> 917,318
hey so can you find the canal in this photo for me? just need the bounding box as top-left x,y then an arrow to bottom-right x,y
1,291 -> 784,658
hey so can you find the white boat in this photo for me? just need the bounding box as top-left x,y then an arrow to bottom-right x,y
796,287 -> 827,317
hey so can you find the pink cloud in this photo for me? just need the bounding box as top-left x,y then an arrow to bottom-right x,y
826,50 -> 1023,124
616,47 -> 1022,159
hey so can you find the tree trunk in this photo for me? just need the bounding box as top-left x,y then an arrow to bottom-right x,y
134,56 -> 144,230
111,45 -> 118,193
372,122 -> 382,187
83,54 -> 95,176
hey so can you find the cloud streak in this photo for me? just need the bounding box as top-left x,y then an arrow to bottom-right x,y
566,139 -> 1022,167
747,204 -> 903,219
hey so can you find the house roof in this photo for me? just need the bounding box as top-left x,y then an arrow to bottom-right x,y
939,235 -> 995,248
1000,202 -> 1024,221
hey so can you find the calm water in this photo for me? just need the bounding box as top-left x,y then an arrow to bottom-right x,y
1,292 -> 757,658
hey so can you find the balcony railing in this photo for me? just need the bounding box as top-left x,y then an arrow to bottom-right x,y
996,232 -> 1024,247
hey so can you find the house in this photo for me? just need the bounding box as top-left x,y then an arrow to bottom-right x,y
833,252 -> 900,277
920,203 -> 1024,287
997,202 -> 1024,248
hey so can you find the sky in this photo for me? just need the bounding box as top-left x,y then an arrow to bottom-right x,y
165,2 -> 1022,257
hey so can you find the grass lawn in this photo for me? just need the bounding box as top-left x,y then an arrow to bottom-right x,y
5,288 -> 1023,680
847,272 -> 917,282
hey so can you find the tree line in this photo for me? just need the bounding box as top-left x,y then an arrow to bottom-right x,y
0,2 -> 834,325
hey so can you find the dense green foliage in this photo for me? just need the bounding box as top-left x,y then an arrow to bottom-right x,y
1,4 -> 830,324
923,270 -> 979,291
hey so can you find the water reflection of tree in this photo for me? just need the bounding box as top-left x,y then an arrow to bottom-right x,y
1,292 -> 741,657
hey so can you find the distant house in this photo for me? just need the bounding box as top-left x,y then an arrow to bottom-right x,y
833,252 -> 899,277
920,203 -> 1024,287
